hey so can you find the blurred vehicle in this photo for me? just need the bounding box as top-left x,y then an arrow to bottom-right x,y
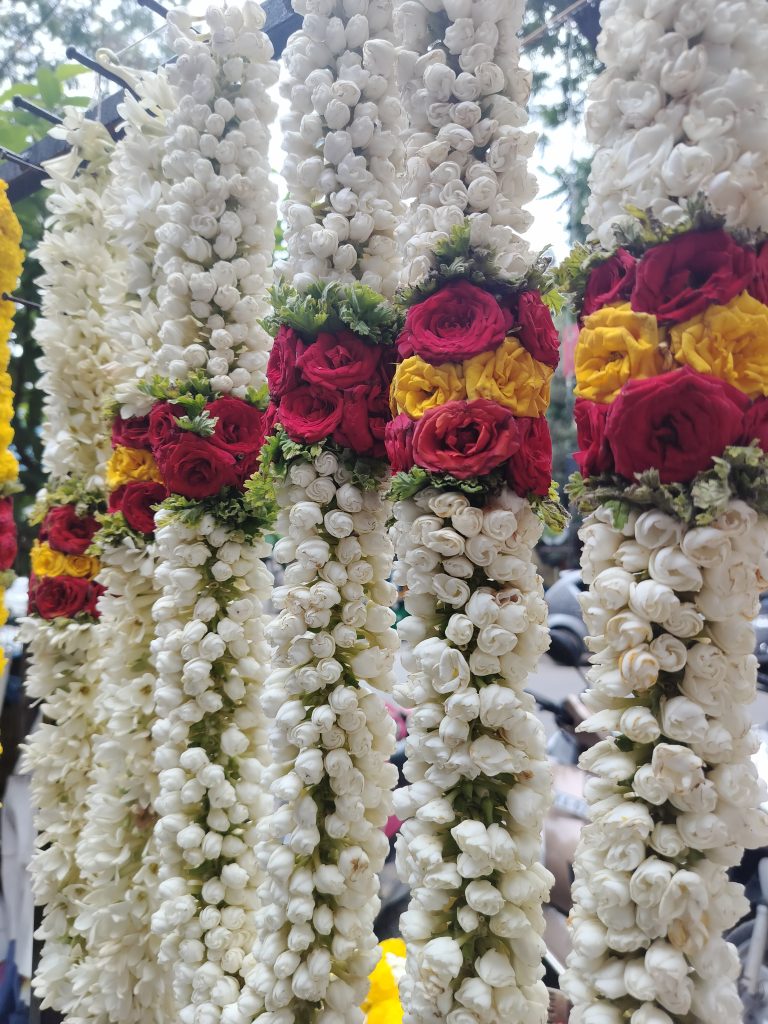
546,570 -> 768,686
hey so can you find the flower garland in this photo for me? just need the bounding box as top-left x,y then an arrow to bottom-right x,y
389,0 -> 565,1018
123,8 -> 281,1024
222,2 -> 408,1020
559,3 -> 768,1020
582,0 -> 768,250
0,180 -> 23,673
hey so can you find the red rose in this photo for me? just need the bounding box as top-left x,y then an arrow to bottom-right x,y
606,368 -> 749,484
279,385 -> 344,444
385,414 -> 416,473
741,398 -> 768,450
267,325 -> 304,399
29,574 -> 93,620
0,505 -> 16,571
395,326 -> 416,360
109,481 -> 167,534
0,497 -> 13,530
574,399 -> 614,477
112,414 -> 152,451
412,398 -> 521,480
296,330 -> 382,390
506,417 -> 552,497
208,396 -> 267,456
155,434 -> 240,499
85,581 -> 105,617
41,504 -> 98,555
148,402 -> 185,451
333,383 -> 389,459
582,249 -> 637,319
263,402 -> 280,437
405,281 -> 512,364
512,291 -> 559,368
631,230 -> 756,324
749,241 -> 768,306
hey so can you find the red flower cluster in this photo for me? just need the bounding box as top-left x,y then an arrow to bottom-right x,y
265,326 -> 393,458
0,497 -> 16,572
39,503 -> 98,554
29,575 -> 104,620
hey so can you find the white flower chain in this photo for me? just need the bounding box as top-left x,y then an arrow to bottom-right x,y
393,0 -> 537,284
278,0 -> 405,297
72,541 -> 175,1023
224,451 -> 398,1024
584,0 -> 768,246
149,513 -> 273,1024
562,502 -> 768,1024
391,486 -> 553,1024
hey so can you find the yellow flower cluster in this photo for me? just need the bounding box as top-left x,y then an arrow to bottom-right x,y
575,292 -> 768,405
30,541 -> 100,581
391,338 -> 553,420
106,445 -> 163,490
361,939 -> 405,1024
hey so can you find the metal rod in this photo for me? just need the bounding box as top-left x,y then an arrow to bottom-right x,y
137,0 -> 170,15
12,97 -> 64,126
2,293 -> 42,311
0,147 -> 43,174
65,46 -> 140,100
521,0 -> 595,47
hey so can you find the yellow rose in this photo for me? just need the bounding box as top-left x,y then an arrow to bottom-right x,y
0,449 -> 18,485
464,336 -> 553,417
60,552 -> 100,579
365,1001 -> 402,1024
106,446 -> 163,489
362,940 -> 405,1014
390,355 -> 466,419
574,303 -> 665,404
670,291 -> 768,398
30,541 -> 68,578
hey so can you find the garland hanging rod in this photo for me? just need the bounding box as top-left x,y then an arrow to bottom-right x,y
11,97 -> 64,126
65,46 -> 141,100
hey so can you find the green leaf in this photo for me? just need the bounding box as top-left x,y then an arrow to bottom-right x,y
37,67 -> 61,109
55,63 -> 87,82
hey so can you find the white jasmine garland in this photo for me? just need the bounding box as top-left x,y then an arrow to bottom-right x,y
562,502 -> 768,1024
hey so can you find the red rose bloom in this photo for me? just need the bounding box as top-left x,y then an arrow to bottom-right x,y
112,414 -> 152,451
41,504 -> 98,555
263,402 -> 280,437
85,581 -> 105,617
148,401 -> 184,451
741,398 -> 768,450
512,291 -> 559,368
333,383 -> 389,459
109,481 -> 167,534
506,417 -> 552,497
606,368 -> 749,484
0,497 -> 13,530
29,574 -> 93,620
296,330 -> 382,390
405,281 -> 512,364
582,249 -> 637,319
631,230 -> 756,324
412,399 -> 521,480
267,326 -> 303,399
155,434 -> 240,499
749,241 -> 768,306
395,325 -> 416,360
574,399 -> 613,477
279,385 -> 344,444
0,499 -> 16,571
208,396 -> 267,456
385,414 -> 416,473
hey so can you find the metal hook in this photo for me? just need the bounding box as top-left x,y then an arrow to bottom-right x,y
137,0 -> 170,16
0,146 -> 43,174
65,46 -> 141,100
11,97 -> 64,126
2,293 -> 41,311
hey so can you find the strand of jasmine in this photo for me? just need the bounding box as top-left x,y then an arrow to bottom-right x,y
277,0 -> 404,296
561,504 -> 768,1024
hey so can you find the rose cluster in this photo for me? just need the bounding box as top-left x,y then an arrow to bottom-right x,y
387,278 -> 557,494
232,449 -> 399,1024
574,230 -> 768,483
277,0 -> 404,298
266,324 -> 392,458
394,0 -> 538,284
0,497 -> 16,574
391,486 -> 553,1024
28,503 -> 103,620
584,0 -> 768,248
562,502 -> 768,1024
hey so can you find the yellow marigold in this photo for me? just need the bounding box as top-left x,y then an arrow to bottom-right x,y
0,449 -> 18,485
0,181 -> 23,299
390,355 -> 466,419
362,939 -> 405,1020
106,445 -> 163,489
670,291 -> 768,398
464,335 -> 553,417
574,303 -> 665,404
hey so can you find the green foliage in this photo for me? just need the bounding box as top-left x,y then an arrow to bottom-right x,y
0,63 -> 88,151
567,444 -> 768,526
263,280 -> 403,347
260,425 -> 386,493
29,478 -> 104,525
91,510 -> 147,554
159,487 -> 278,543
